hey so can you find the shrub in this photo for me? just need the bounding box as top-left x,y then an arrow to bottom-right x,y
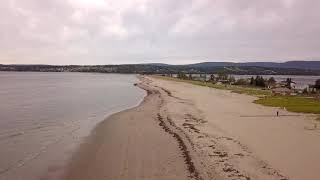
315,79 -> 320,90
255,76 -> 266,87
209,74 -> 216,82
177,72 -> 188,79
235,78 -> 248,85
267,77 -> 276,87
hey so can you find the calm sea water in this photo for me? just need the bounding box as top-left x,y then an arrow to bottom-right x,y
0,72 -> 145,180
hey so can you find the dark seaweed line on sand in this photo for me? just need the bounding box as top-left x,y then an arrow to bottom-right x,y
137,81 -> 203,180
155,85 -> 184,100
157,113 -> 203,180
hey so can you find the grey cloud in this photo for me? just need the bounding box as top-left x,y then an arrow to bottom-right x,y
0,0 -> 319,65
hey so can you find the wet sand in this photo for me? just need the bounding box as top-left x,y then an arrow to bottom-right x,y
65,76 -> 320,180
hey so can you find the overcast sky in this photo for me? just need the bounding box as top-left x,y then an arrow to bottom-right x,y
0,0 -> 319,65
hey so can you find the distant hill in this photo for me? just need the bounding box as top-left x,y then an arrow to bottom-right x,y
188,61 -> 320,70
1,61 -> 320,75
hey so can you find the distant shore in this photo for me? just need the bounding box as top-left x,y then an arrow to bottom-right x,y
64,75 -> 320,180
2,61 -> 320,75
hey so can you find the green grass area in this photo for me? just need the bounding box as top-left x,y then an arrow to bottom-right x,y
154,75 -> 320,114
255,96 -> 320,114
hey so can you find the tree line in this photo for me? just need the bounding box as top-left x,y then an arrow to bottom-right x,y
176,72 -> 320,92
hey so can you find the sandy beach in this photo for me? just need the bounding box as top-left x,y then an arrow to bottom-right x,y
65,75 -> 320,180
64,78 -> 192,180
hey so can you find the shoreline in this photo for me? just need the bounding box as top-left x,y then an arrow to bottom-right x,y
0,73 -> 146,180
63,76 -> 194,180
